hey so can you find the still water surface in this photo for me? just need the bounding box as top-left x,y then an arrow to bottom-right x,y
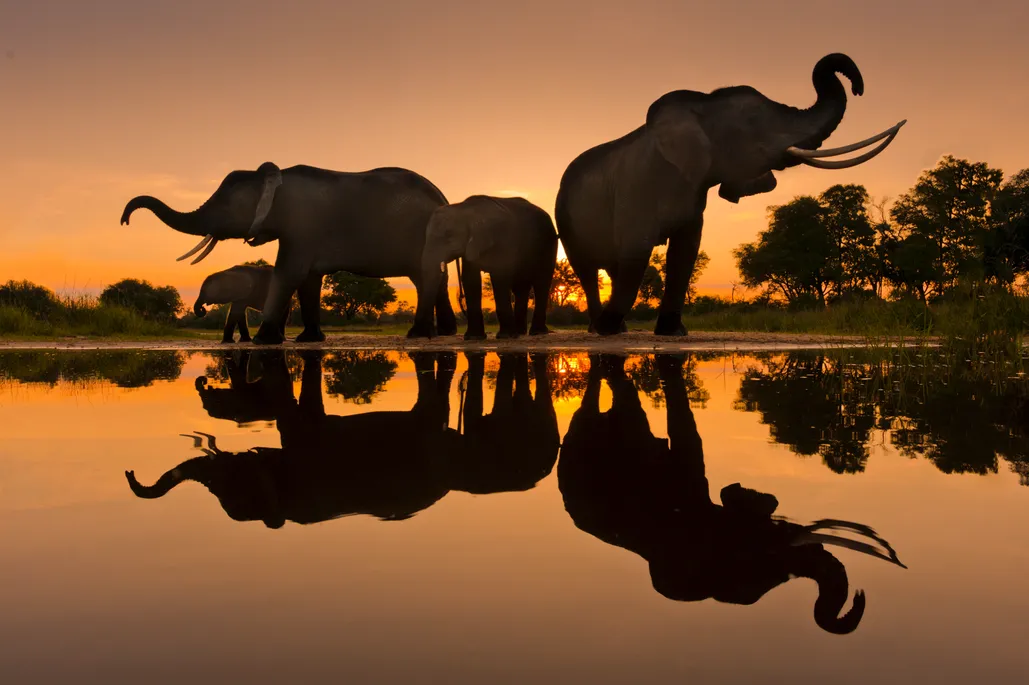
1,349 -> 1027,684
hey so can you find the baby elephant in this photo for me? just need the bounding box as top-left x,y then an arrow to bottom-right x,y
194,264 -> 284,343
409,196 -> 558,340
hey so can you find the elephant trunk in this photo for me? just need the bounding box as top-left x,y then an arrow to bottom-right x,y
796,53 -> 861,152
194,296 -> 208,318
120,195 -> 207,236
789,544 -> 866,635
124,456 -> 210,499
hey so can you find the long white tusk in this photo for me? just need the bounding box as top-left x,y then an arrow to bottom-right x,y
793,531 -> 908,569
788,120 -> 907,159
790,130 -> 901,170
189,238 -> 219,265
175,234 -> 214,262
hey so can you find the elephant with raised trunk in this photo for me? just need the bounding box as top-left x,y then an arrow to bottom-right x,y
193,264 -> 283,344
121,163 -> 457,344
556,53 -> 906,336
558,354 -> 906,634
408,196 -> 558,340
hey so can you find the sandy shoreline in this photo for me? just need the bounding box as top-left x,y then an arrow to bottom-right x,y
0,330 -> 913,352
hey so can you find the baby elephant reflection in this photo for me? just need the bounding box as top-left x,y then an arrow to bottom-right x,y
126,351 -> 458,528
451,353 -> 560,494
194,349 -> 298,426
558,354 -> 906,635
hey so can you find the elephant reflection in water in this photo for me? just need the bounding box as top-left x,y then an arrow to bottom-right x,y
193,349 -> 298,426
558,354 -> 906,635
126,351 -> 559,527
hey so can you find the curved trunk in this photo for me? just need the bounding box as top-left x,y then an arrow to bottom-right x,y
194,295 -> 208,318
789,544 -> 866,635
120,196 -> 207,236
125,456 -> 210,499
793,54 -> 862,156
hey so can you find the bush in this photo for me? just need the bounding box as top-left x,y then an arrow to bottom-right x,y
0,280 -> 62,321
99,279 -> 183,322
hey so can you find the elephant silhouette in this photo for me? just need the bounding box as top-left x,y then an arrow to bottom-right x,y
193,349 -> 299,426
558,354 -> 906,635
127,351 -> 560,528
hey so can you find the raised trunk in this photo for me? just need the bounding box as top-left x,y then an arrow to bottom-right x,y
125,457 -> 210,499
789,544 -> 866,635
792,54 -> 862,158
120,196 -> 208,236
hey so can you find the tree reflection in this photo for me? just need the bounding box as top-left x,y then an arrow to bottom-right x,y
323,351 -> 398,404
734,351 -> 1029,484
0,350 -> 184,388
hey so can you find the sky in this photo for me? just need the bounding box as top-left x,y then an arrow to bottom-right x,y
1,0 -> 1027,305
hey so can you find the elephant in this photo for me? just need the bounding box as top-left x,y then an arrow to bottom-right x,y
125,351 -> 559,527
408,195 -> 558,340
557,353 -> 906,634
555,53 -> 907,336
450,352 -> 560,494
193,264 -> 284,344
120,163 -> 458,345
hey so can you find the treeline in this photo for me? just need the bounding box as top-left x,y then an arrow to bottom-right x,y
733,156 -> 1029,306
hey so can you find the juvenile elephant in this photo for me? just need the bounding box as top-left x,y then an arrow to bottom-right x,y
408,195 -> 558,340
556,53 -> 906,335
121,163 -> 457,345
193,264 -> 283,344
558,354 -> 906,634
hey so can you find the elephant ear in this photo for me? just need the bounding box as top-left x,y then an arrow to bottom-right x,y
646,92 -> 712,187
247,162 -> 283,241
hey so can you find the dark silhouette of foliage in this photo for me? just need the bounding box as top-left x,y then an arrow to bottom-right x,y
0,280 -> 63,321
99,279 -> 183,321
323,272 -> 397,321
323,351 -> 398,404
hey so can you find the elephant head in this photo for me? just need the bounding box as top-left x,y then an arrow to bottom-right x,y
645,53 -> 906,203
120,161 -> 284,265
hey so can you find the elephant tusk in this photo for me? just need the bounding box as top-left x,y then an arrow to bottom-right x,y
793,531 -> 908,569
790,131 -> 901,170
787,120 -> 907,159
175,234 -> 214,262
189,238 -> 219,265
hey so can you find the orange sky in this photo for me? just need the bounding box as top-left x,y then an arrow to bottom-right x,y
1,1 -> 1027,305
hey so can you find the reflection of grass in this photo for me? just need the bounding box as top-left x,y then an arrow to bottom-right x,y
0,350 -> 185,388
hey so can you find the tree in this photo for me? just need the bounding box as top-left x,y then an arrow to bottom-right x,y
984,169 -> 1029,285
0,280 -> 62,321
550,259 -> 596,308
99,279 -> 183,321
819,184 -> 877,298
734,197 -> 834,304
322,272 -> 397,321
889,156 -> 1003,295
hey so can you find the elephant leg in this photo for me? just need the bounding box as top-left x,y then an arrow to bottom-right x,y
407,271 -> 438,339
254,268 -> 303,345
492,277 -> 518,339
574,263 -> 604,333
236,303 -> 252,343
530,352 -> 551,404
656,220 -> 703,337
596,256 -> 649,336
434,272 -> 458,337
512,353 -> 532,404
512,282 -> 531,337
529,266 -> 553,336
493,354 -> 516,413
461,263 -> 486,341
295,273 -> 326,343
221,304 -> 238,344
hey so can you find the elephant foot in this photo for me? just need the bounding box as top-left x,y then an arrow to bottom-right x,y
237,336 -> 252,344
654,311 -> 687,337
252,323 -> 285,346
495,330 -> 521,340
529,325 -> 551,336
595,310 -> 626,336
220,337 -> 236,344
295,328 -> 326,343
464,330 -> 488,341
406,321 -> 435,339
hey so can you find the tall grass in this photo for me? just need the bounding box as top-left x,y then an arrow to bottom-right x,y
0,296 -> 180,338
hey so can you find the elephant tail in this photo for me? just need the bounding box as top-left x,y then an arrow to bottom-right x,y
456,258 -> 467,315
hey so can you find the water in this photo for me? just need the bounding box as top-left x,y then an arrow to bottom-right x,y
1,348 -> 1027,684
